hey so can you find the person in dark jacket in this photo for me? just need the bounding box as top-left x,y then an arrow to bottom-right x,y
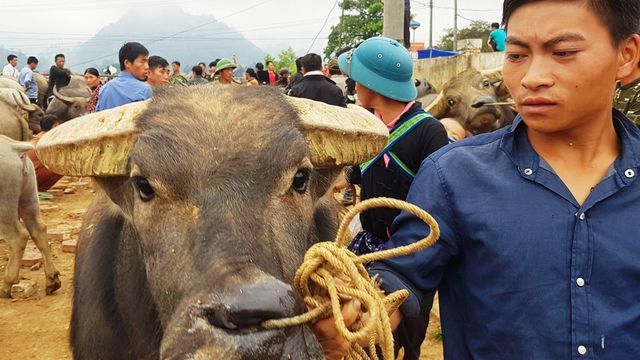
289,53 -> 346,107
255,62 -> 269,85
338,37 -> 448,250
288,57 -> 304,90
46,54 -> 71,105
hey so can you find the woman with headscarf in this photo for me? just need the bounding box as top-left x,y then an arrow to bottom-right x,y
84,67 -> 102,113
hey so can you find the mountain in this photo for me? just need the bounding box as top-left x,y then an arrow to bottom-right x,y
68,7 -> 266,73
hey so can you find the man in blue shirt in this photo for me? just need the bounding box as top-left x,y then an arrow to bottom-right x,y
315,1 -> 640,359
97,42 -> 152,111
18,56 -> 39,103
488,22 -> 507,52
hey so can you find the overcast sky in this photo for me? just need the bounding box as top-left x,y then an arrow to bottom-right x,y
0,0 -> 504,60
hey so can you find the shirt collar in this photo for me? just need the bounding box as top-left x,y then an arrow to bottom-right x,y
120,71 -> 139,81
499,111 -> 640,182
304,70 -> 325,77
375,100 -> 416,131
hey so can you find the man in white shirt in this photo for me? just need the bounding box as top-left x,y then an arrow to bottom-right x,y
2,54 -> 19,79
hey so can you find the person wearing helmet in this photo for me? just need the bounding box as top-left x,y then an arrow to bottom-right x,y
214,58 -> 238,85
338,36 -> 448,255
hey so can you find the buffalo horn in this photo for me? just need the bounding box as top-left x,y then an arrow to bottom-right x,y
36,95 -> 388,177
52,86 -> 76,105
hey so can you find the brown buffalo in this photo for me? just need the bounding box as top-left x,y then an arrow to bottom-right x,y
36,86 -> 387,359
45,76 -> 91,122
425,68 -> 515,135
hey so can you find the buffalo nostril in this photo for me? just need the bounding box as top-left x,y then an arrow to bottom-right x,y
471,96 -> 497,108
198,280 -> 304,330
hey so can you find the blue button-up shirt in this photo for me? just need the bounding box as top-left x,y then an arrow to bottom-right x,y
18,66 -> 38,100
96,71 -> 152,111
371,111 -> 640,359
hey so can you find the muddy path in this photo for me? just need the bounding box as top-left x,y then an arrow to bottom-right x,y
0,178 -> 443,359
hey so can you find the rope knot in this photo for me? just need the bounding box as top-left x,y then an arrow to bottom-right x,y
262,198 -> 440,360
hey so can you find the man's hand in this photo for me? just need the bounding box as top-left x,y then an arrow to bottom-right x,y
311,294 -> 403,358
311,299 -> 361,360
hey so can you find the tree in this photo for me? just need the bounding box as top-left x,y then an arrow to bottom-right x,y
437,20 -> 493,52
262,47 -> 299,73
274,47 -> 298,73
324,0 -> 384,59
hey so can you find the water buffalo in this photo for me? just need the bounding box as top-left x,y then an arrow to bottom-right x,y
425,68 -> 515,135
36,86 -> 387,359
0,89 -> 46,141
46,76 -> 91,122
0,88 -> 45,134
0,135 -> 61,298
34,72 -> 48,108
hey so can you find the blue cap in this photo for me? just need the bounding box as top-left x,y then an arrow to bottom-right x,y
338,36 -> 416,102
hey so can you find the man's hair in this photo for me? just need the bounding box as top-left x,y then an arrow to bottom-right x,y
27,56 -> 38,65
7,54 -> 17,62
301,53 -> 322,72
503,0 -> 640,46
172,60 -> 181,66
209,58 -> 220,68
192,65 -> 203,76
118,42 -> 149,71
255,62 -> 264,71
491,22 -> 500,29
40,114 -> 60,131
148,55 -> 169,71
198,62 -> 206,67
54,54 -> 65,61
295,57 -> 303,72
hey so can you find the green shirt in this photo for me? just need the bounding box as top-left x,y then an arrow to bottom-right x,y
169,74 -> 187,86
614,77 -> 640,127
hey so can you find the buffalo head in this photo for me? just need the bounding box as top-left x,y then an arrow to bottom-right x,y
36,86 -> 387,359
46,86 -> 90,121
426,68 -> 514,135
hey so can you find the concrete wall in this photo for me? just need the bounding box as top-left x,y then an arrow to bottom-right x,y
413,52 -> 504,90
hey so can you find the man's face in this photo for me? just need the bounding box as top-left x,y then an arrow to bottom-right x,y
55,57 -> 65,68
29,62 -> 37,70
268,62 -> 275,71
147,66 -> 170,87
209,65 -> 216,74
355,83 -> 375,108
9,58 -> 17,67
172,63 -> 180,74
219,68 -> 234,82
199,64 -> 206,75
126,55 -> 150,81
504,1 -> 631,134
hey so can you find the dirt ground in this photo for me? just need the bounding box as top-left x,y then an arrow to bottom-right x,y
0,177 -> 443,359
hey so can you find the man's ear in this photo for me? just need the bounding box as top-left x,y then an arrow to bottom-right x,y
616,34 -> 640,81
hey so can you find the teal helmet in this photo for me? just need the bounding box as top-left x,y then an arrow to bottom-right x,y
338,36 -> 416,102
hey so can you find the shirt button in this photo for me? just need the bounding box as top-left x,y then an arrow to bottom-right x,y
625,169 -> 635,178
578,345 -> 587,355
576,277 -> 585,287
524,168 -> 533,176
578,213 -> 586,221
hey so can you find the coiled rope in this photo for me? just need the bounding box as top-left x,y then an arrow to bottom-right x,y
262,197 -> 440,360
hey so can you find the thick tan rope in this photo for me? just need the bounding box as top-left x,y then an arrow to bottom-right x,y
262,197 -> 440,360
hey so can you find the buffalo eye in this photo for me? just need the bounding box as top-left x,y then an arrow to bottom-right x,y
136,177 -> 155,201
292,170 -> 309,194
447,98 -> 456,107
482,79 -> 491,88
